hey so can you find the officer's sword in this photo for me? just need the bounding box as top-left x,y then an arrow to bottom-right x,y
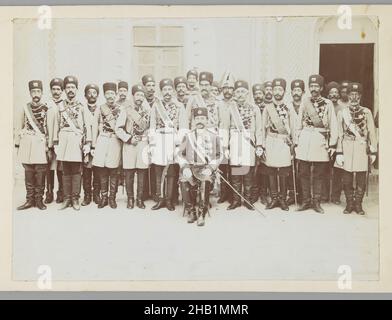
216,170 -> 266,217
291,159 -> 298,207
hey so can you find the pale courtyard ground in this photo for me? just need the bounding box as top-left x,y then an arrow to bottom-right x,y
12,172 -> 379,282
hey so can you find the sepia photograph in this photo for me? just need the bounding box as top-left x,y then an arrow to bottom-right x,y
10,9 -> 380,285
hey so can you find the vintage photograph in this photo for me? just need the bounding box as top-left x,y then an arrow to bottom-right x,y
12,14 -> 379,282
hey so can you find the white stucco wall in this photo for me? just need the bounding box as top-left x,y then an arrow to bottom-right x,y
13,16 -> 378,119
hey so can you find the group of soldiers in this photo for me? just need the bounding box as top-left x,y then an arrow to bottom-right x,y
15,69 -> 378,226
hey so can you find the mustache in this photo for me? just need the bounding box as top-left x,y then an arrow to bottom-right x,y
293,94 -> 301,99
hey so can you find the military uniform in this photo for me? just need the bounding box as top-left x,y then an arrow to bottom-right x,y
116,84 -> 150,209
295,74 -> 338,213
286,79 -> 304,206
335,83 -> 377,215
92,82 -> 122,209
228,80 -> 263,210
251,82 -> 270,205
322,81 -> 347,204
217,71 -> 236,204
15,80 -> 50,210
53,76 -> 91,211
81,84 -> 101,206
172,76 -> 190,204
262,79 -> 297,211
115,81 -> 131,196
178,107 -> 222,226
182,72 -> 230,205
150,78 -> 185,211
45,78 -> 65,204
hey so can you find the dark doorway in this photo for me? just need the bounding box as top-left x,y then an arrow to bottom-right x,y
319,43 -> 374,112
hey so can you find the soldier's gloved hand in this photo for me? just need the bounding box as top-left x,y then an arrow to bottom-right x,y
90,149 -> 95,157
177,156 -> 187,167
370,155 -> 376,164
83,144 -> 91,155
183,167 -> 192,179
255,146 -> 264,158
128,136 -> 138,146
201,168 -> 212,176
336,154 -> 344,167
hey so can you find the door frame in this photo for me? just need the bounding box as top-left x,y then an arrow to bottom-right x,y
314,16 -> 378,115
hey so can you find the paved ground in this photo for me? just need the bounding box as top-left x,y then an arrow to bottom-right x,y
12,175 -> 379,282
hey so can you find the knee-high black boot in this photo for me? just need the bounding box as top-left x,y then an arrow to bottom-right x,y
56,170 -> 64,203
71,174 -> 81,211
218,165 -> 229,204
44,170 -> 54,204
343,185 -> 355,214
181,182 -> 196,223
197,181 -> 211,226
108,169 -> 118,209
243,170 -> 255,211
227,174 -> 242,210
165,176 -> 176,211
152,166 -> 166,210
278,175 -> 289,211
136,169 -> 146,209
312,177 -> 324,214
81,167 -> 92,206
17,170 -> 36,210
98,168 -> 109,209
59,175 -> 72,210
266,175 -> 279,209
125,169 -> 135,209
259,174 -> 269,205
35,169 -> 47,210
354,187 -> 365,215
92,167 -> 101,204
297,176 -> 312,211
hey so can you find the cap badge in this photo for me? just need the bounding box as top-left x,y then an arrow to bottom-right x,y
277,81 -> 280,85
311,77 -> 316,81
295,82 -> 299,86
33,82 -> 38,87
353,84 -> 358,89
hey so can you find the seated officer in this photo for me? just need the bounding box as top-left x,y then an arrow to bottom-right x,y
177,107 -> 222,226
